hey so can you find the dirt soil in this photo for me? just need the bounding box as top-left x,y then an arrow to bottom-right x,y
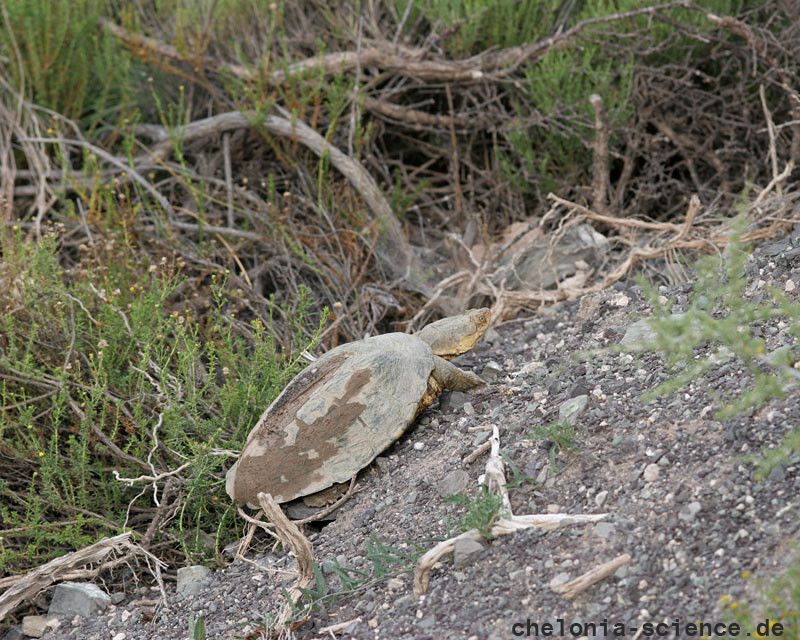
42,235 -> 800,639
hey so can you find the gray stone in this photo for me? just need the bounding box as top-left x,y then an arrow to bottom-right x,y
436,469 -> 470,497
765,345 -> 793,366
548,572 -> 571,589
558,395 -> 588,425
481,361 -> 504,382
463,402 -> 475,416
622,314 -> 701,350
595,490 -> 609,507
1,626 -> 24,640
443,391 -> 470,411
678,501 -> 702,522
620,318 -> 658,349
418,615 -> 437,630
48,582 -> 111,618
177,565 -> 212,598
386,577 -> 404,592
592,522 -> 616,540
453,538 -> 485,568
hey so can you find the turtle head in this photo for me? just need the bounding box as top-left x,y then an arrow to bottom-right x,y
415,308 -> 491,359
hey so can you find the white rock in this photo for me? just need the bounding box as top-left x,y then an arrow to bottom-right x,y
387,578 -> 404,592
643,463 -> 660,482
548,572 -> 571,589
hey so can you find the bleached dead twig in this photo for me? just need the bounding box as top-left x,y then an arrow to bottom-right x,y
413,423 -> 608,596
551,553 -> 631,599
462,440 -> 491,466
590,94 -> 610,215
256,492 -> 316,631
0,533 -> 166,621
413,513 -> 607,597
320,617 -> 363,636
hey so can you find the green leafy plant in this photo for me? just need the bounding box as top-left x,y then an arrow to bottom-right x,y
189,615 -> 206,640
0,0 -> 134,126
720,553 -> 799,639
447,486 -> 505,539
291,536 -> 422,624
501,451 -> 537,490
624,220 -> 800,477
0,228 -> 322,573
528,419 -> 578,470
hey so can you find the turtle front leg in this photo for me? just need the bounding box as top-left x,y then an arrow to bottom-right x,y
431,355 -> 485,391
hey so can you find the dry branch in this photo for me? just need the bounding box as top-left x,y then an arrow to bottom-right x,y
413,513 -> 607,597
590,94 -> 610,215
413,424 -> 608,596
256,492 -> 316,631
102,4 -> 685,84
0,533 -> 163,622
145,110 -> 421,288
551,553 -> 631,599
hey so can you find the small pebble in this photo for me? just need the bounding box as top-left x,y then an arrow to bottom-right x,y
643,463 -> 660,482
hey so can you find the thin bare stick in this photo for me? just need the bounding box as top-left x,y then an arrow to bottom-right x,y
413,513 -> 607,596
103,4 -> 686,84
548,194 -> 681,233
292,475 -> 359,525
363,97 -> 470,130
222,132 -> 234,227
462,440 -> 491,466
348,17 -> 363,157
20,137 -> 176,222
414,424 -> 607,596
753,160 -> 795,208
590,94 -> 610,215
320,617 -> 363,635
482,425 -> 511,514
551,553 -> 631,599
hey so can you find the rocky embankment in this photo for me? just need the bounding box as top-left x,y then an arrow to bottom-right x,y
7,233 -> 800,640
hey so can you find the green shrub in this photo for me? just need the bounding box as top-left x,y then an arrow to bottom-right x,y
0,227 -> 320,573
447,486 -> 505,539
418,0 -> 556,58
624,221 -> 800,478
720,554 -> 799,638
489,0 -> 754,194
0,0 -> 134,127
528,418 -> 578,470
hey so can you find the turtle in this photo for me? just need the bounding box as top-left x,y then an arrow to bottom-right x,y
225,308 -> 492,508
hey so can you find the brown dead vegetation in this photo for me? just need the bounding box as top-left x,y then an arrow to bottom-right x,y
3,2 -> 800,341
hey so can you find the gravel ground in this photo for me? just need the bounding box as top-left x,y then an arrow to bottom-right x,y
14,234 -> 800,639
